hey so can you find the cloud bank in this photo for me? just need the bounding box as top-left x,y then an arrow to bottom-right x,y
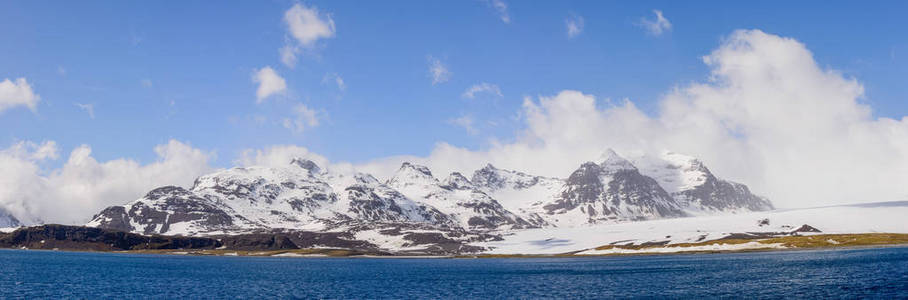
356,30 -> 908,209
0,140 -> 213,224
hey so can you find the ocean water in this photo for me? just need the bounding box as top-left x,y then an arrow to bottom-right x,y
1,247 -> 907,298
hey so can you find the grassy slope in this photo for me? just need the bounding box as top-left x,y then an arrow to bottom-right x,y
463,233 -> 908,258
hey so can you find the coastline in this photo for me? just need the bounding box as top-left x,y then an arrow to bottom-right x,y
4,233 -> 907,259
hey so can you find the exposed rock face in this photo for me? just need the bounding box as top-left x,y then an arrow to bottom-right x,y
676,178 -> 773,212
543,153 -> 685,223
0,224 -> 220,251
0,208 -> 21,228
89,186 -> 240,235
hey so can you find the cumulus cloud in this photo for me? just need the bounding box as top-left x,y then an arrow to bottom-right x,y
282,103 -> 321,134
566,15 -> 584,39
0,77 -> 40,114
252,66 -> 287,102
281,3 -> 336,67
0,140 -> 213,224
639,10 -> 671,36
356,30 -> 908,209
74,103 -> 95,119
462,82 -> 502,99
427,56 -> 451,85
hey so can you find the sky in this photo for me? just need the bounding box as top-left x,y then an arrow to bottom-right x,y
2,1 -> 908,224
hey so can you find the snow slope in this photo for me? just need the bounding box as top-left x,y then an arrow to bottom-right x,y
388,163 -> 534,230
477,201 -> 908,254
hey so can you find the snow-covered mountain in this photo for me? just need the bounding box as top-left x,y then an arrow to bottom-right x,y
542,150 -> 685,226
87,150 -> 774,253
387,163 -> 536,230
89,159 -> 455,235
633,151 -> 773,215
470,164 -> 563,226
0,207 -> 20,228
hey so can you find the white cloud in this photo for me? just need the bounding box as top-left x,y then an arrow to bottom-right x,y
322,72 -> 346,92
566,15 -> 584,39
356,30 -> 908,210
57,66 -> 66,76
427,56 -> 452,85
282,103 -> 321,134
0,78 -> 40,114
281,3 -> 336,67
74,103 -> 95,119
0,140 -> 213,224
141,79 -> 153,88
462,82 -> 503,99
448,115 -> 478,135
484,0 -> 511,24
252,66 -> 287,102
639,10 -> 671,36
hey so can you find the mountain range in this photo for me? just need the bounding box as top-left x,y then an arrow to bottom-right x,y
82,149 -> 772,253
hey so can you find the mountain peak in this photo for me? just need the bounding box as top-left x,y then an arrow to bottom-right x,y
596,149 -> 637,171
290,158 -> 321,174
388,162 -> 437,187
442,172 -> 474,190
399,162 -> 433,177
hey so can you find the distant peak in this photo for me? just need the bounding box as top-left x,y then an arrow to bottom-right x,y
596,148 -> 636,171
388,162 -> 437,187
448,171 -> 468,180
399,162 -> 433,177
354,172 -> 380,185
290,158 -> 321,174
658,151 -> 708,172
601,148 -> 619,158
442,172 -> 474,190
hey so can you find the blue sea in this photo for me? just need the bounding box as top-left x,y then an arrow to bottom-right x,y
1,247 -> 907,298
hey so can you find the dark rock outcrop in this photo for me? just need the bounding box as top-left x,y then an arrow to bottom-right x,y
0,224 -> 219,251
545,162 -> 685,221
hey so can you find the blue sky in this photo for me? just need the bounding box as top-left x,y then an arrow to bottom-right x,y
2,0 -> 907,168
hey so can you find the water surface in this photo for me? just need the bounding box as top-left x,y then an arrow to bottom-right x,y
1,247 -> 907,298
